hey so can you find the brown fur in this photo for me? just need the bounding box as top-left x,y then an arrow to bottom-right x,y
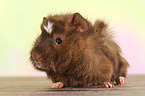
30,13 -> 129,87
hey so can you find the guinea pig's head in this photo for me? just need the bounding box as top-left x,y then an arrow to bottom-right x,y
30,13 -> 92,72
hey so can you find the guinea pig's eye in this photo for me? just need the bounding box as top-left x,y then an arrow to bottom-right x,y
56,38 -> 62,45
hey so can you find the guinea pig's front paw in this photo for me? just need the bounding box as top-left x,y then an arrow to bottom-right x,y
103,82 -> 114,88
51,82 -> 64,89
117,76 -> 125,85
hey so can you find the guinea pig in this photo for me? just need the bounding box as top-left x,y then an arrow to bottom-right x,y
30,13 -> 129,88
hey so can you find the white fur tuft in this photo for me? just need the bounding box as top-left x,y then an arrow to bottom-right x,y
43,21 -> 53,33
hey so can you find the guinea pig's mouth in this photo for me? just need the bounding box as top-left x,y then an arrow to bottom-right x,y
30,56 -> 47,71
33,61 -> 48,71
30,55 -> 56,72
34,63 -> 44,70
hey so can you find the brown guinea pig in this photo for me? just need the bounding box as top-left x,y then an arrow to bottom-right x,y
30,13 -> 129,88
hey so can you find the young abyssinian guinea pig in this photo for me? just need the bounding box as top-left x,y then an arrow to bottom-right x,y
30,13 -> 129,88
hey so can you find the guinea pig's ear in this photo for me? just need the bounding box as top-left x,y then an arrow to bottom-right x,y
41,17 -> 47,31
69,13 -> 89,32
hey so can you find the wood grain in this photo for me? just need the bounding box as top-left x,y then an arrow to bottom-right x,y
0,75 -> 145,96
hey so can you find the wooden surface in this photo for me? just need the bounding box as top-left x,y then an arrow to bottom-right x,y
0,75 -> 145,96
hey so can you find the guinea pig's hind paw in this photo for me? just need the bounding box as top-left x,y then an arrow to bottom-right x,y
117,76 -> 125,85
51,82 -> 64,89
103,82 -> 114,88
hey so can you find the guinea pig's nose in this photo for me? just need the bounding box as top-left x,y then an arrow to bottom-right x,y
34,55 -> 40,62
31,50 -> 40,61
33,55 -> 42,64
32,55 -> 43,69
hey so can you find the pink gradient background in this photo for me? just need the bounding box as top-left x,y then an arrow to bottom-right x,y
0,0 -> 145,76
